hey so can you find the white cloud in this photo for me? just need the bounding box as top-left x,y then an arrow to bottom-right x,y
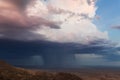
26,0 -> 48,18
47,0 -> 97,18
26,0 -> 108,44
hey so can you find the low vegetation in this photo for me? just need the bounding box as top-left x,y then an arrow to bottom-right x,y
1,60 -> 120,80
0,60 -> 82,80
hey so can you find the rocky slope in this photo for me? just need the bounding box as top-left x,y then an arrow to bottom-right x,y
0,60 -> 82,80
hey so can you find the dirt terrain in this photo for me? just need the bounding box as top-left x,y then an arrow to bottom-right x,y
0,60 -> 120,80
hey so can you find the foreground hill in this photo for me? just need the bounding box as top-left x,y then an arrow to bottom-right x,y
1,60 -> 120,80
0,60 -> 82,80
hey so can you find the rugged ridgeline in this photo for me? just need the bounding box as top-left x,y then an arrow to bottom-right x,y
0,60 -> 82,80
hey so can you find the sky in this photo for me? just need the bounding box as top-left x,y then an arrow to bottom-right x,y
95,0 -> 120,42
0,0 -> 120,68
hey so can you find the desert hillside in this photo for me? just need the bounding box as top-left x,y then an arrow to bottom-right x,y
1,60 -> 120,80
0,60 -> 82,80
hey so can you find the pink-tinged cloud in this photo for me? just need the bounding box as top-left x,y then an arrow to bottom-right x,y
29,0 -> 108,44
0,0 -> 60,40
0,0 -> 59,28
0,0 -> 108,43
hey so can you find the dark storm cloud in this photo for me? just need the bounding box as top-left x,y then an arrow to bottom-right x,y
0,38 -> 118,68
74,40 -> 117,54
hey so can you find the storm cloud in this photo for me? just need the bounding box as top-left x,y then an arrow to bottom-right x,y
0,0 -> 59,40
0,0 -> 108,42
0,38 -> 119,68
0,0 -> 119,68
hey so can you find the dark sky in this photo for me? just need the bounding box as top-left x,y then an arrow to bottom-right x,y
0,38 -> 119,68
